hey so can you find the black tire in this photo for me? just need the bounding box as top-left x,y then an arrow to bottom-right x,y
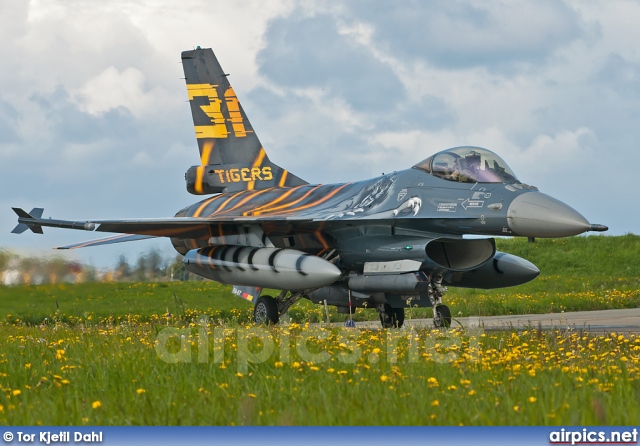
379,304 -> 405,328
254,295 -> 279,325
392,307 -> 405,328
433,305 -> 451,328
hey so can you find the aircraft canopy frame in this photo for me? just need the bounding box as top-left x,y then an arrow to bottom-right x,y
413,146 -> 520,184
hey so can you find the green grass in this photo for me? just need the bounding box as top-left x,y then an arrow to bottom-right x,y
0,281 -> 252,326
1,324 -> 639,425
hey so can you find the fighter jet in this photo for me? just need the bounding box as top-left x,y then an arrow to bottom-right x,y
12,47 -> 608,328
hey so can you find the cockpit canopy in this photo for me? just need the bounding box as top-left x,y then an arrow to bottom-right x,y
413,146 -> 519,184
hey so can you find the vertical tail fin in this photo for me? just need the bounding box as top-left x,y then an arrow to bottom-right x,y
181,47 -> 306,194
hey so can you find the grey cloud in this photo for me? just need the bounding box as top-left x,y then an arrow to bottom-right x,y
386,94 -> 457,132
30,86 -> 137,144
596,53 -> 640,98
257,14 -> 406,111
267,131 -> 394,185
248,81 -> 455,155
246,86 -> 310,122
0,1 -> 28,41
246,86 -> 409,183
530,52 -> 640,150
0,98 -> 21,143
345,0 -> 587,70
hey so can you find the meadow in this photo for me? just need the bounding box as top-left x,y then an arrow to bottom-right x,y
0,234 -> 639,425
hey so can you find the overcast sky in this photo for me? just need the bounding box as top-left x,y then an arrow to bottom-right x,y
1,0 -> 637,269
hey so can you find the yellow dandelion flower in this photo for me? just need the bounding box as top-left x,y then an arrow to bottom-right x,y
25,363 -> 31,369
0,405 -> 3,412
56,349 -> 65,360
247,393 -> 257,398
136,388 -> 146,394
12,390 -> 21,396
380,375 -> 388,382
61,380 -> 70,385
528,396 -> 537,403
236,372 -> 244,378
468,390 -> 477,396
431,400 -> 439,407
513,405 -> 520,412
327,368 -> 335,373
292,362 -> 301,368
92,401 -> 101,409
274,362 -> 283,368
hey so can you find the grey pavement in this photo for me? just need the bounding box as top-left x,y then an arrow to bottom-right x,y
333,308 -> 640,333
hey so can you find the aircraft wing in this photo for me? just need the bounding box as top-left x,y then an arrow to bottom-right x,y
12,207 -> 476,247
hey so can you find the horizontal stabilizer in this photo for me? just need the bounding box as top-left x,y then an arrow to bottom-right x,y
56,234 -> 157,250
12,207 -> 97,235
12,207 -> 45,234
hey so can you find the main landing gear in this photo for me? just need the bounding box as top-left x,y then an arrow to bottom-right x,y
254,295 -> 279,325
253,290 -> 305,325
377,304 -> 405,328
377,273 -> 452,329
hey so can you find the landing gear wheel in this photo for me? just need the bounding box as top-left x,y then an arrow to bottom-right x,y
393,307 -> 405,328
379,304 -> 405,328
254,295 -> 279,325
433,305 -> 451,328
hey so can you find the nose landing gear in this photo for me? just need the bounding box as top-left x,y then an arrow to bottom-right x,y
433,304 -> 451,328
429,273 -> 451,328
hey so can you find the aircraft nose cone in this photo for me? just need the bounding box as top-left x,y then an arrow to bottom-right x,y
507,192 -> 591,237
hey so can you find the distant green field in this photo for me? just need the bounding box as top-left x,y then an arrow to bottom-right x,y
1,235 -> 639,425
1,235 -> 638,325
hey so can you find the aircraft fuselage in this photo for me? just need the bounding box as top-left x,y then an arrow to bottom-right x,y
173,164 -> 592,258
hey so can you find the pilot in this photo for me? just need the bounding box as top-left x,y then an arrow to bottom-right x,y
452,152 -> 481,182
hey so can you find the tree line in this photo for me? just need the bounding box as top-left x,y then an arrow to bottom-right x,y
0,249 -> 200,285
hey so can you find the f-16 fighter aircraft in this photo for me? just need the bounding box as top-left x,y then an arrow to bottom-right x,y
12,47 -> 608,328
